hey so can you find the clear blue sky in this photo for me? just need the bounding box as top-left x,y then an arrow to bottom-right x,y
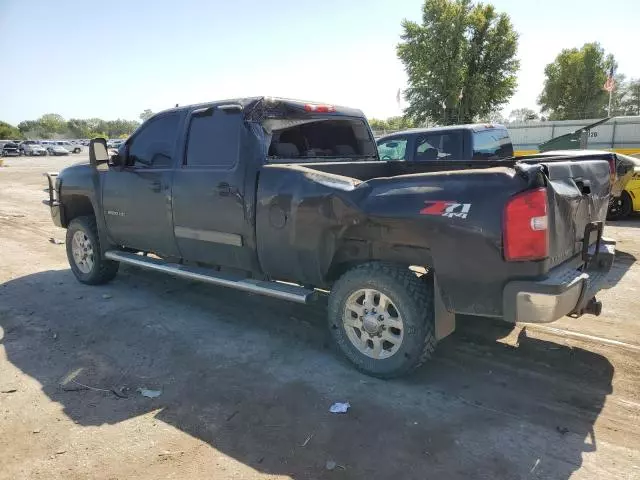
1,0 -> 639,125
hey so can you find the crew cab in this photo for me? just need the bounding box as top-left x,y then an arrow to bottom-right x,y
44,97 -> 616,377
376,124 -> 514,162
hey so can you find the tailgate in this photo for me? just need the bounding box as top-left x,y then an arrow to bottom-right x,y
544,159 -> 611,267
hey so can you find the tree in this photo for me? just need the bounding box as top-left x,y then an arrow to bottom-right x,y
619,78 -> 640,116
39,113 -> 67,135
397,0 -> 519,125
0,121 -> 23,140
538,42 -> 615,120
139,109 -> 154,121
508,108 -> 539,122
369,116 -> 417,132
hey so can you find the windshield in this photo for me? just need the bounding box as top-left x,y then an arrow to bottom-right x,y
472,128 -> 513,159
266,118 -> 377,162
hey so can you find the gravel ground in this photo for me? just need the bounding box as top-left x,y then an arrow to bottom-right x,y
1,154 -> 639,480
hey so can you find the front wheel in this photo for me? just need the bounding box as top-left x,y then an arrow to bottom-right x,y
66,216 -> 119,285
328,262 -> 436,378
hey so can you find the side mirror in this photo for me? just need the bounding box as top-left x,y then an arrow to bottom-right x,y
111,152 -> 124,167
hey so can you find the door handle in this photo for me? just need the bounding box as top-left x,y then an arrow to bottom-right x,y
150,181 -> 162,192
217,182 -> 231,196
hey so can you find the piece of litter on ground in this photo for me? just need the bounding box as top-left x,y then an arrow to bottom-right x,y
325,460 -> 337,471
1,389 -> 17,394
55,450 -> 66,455
48,238 -> 64,245
101,294 -> 112,300
329,402 -> 350,414
32,429 -> 41,434
530,458 -> 540,473
137,388 -> 162,398
300,434 -> 313,447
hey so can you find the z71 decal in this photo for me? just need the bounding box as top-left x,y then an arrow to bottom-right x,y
420,201 -> 471,219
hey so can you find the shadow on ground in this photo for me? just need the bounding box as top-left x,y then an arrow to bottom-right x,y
0,267 -> 616,479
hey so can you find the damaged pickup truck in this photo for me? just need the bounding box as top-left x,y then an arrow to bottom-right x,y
44,97 -> 616,377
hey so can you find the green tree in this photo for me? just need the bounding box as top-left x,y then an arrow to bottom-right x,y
39,113 -> 67,135
397,0 -> 519,125
538,42 -> 615,120
139,109 -> 154,122
508,108 -> 539,122
0,121 -> 23,139
619,78 -> 640,116
369,116 -> 417,132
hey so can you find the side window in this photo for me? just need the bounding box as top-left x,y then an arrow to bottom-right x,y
185,110 -> 242,168
128,113 -> 180,168
472,129 -> 514,159
377,138 -> 408,161
414,132 -> 462,161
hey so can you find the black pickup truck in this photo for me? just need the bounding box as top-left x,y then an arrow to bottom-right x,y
44,97 -> 616,377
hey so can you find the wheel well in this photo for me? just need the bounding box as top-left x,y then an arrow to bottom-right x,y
62,195 -> 94,227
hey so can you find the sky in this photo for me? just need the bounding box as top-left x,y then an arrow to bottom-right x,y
1,0 -> 639,125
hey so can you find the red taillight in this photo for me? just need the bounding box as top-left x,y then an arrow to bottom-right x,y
304,104 -> 336,113
503,188 -> 549,261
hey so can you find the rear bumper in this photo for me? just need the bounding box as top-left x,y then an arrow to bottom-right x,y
503,238 -> 616,323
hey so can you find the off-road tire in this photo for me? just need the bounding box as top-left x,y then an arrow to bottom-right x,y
66,216 -> 119,285
328,262 -> 436,378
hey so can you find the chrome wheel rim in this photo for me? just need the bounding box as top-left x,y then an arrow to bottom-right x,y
343,288 -> 404,359
71,230 -> 94,274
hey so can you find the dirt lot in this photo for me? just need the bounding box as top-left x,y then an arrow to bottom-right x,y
1,154 -> 640,479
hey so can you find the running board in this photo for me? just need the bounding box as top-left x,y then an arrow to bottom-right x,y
104,250 -> 316,304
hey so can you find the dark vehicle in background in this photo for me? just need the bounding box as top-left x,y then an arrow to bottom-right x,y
1,142 -> 20,156
44,97 -> 615,378
376,124 -> 514,162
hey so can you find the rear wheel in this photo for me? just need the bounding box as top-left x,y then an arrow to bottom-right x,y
328,262 -> 436,378
66,216 -> 119,285
608,191 -> 632,220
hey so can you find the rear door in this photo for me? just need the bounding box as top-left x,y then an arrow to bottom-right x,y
171,106 -> 256,270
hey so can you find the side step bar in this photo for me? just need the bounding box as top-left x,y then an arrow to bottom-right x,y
104,250 -> 316,304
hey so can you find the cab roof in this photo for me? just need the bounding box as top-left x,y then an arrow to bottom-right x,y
153,97 -> 366,122
378,123 -> 507,140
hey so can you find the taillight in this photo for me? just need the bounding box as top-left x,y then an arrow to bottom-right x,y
504,188 -> 549,261
607,157 -> 616,183
304,104 -> 336,113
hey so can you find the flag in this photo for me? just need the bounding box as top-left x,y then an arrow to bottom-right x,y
396,88 -> 401,106
604,65 -> 615,92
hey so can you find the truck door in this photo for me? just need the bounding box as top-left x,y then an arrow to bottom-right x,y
101,112 -> 181,257
171,106 -> 256,270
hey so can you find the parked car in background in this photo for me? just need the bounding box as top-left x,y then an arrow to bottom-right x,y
2,142 -> 20,156
22,143 -> 48,156
19,140 -> 40,155
47,144 -> 71,156
54,141 -> 82,153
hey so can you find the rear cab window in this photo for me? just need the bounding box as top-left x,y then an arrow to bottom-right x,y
472,128 -> 513,159
266,118 -> 377,162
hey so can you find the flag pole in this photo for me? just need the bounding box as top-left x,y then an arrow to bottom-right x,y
607,88 -> 613,117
